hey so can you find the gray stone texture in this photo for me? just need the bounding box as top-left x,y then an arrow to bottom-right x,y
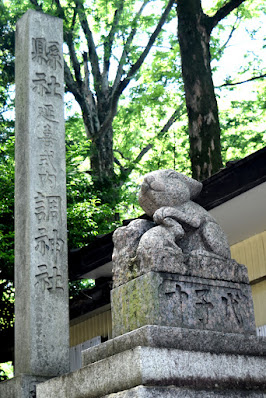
82,325 -> 266,367
0,375 -> 48,398
102,386 -> 266,398
112,170 -> 244,289
112,169 -> 256,342
36,343 -> 266,398
113,242 -> 249,289
138,170 -> 230,262
111,272 -> 256,338
15,10 -> 69,377
112,219 -> 155,287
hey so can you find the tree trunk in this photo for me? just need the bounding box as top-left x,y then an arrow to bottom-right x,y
77,87 -> 117,201
177,0 -> 223,181
90,124 -> 115,192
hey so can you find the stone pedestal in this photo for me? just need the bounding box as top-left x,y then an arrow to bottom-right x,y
102,387 -> 265,398
0,375 -> 48,398
112,271 -> 256,337
36,325 -> 266,397
34,253 -> 265,397
111,253 -> 256,338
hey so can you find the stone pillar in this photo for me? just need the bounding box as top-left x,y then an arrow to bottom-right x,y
14,9 -> 69,377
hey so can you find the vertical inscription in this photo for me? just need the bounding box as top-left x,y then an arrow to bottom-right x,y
38,124 -> 56,147
35,264 -> 64,292
38,104 -> 59,123
31,32 -> 65,293
35,193 -> 62,223
32,73 -> 62,97
15,10 -> 69,376
32,37 -> 62,69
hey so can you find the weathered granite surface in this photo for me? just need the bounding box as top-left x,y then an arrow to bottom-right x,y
82,325 -> 266,367
36,342 -> 266,398
111,272 -> 256,337
15,9 -> 69,378
112,219 -> 155,286
137,170 -> 230,262
112,169 -> 256,341
113,170 -> 238,288
0,375 -> 48,398
113,247 -> 249,288
102,386 -> 266,398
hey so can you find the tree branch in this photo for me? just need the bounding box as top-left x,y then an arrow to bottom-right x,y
64,60 -> 80,98
74,0 -> 102,97
208,0 -> 246,32
114,149 -> 131,162
119,105 -> 183,179
54,0 -> 65,19
105,0 -> 175,131
52,1 -> 82,89
103,0 -> 125,83
65,31 -> 83,88
218,73 -> 266,87
158,107 -> 184,138
112,0 -> 149,93
71,6 -> 78,30
54,1 -> 97,138
29,0 -> 42,11
82,52 -> 100,135
82,52 -> 91,97
65,58 -> 99,138
114,156 -> 125,172
217,13 -> 240,57
120,0 -> 175,85
133,143 -> 153,164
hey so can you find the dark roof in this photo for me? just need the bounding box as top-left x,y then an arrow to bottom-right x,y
69,147 -> 266,281
195,146 -> 266,210
69,277 -> 111,320
69,233 -> 114,281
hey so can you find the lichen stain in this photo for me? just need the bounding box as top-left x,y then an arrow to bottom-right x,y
195,165 -> 201,178
197,21 -> 210,71
204,111 -> 216,126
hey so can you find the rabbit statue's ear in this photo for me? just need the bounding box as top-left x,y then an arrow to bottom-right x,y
177,173 -> 203,199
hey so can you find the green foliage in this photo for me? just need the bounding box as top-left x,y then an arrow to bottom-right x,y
0,362 -> 13,381
0,133 -> 15,282
0,130 -> 15,380
0,280 -> 14,329
220,95 -> 266,162
69,278 -> 95,300
0,2 -> 15,117
65,114 -> 121,248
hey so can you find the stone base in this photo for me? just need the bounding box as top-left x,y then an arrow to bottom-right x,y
36,326 -> 266,398
103,385 -> 265,398
0,374 -> 48,398
111,271 -> 256,337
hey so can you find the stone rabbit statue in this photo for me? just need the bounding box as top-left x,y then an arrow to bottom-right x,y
138,169 -> 231,260
112,169 -> 231,286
